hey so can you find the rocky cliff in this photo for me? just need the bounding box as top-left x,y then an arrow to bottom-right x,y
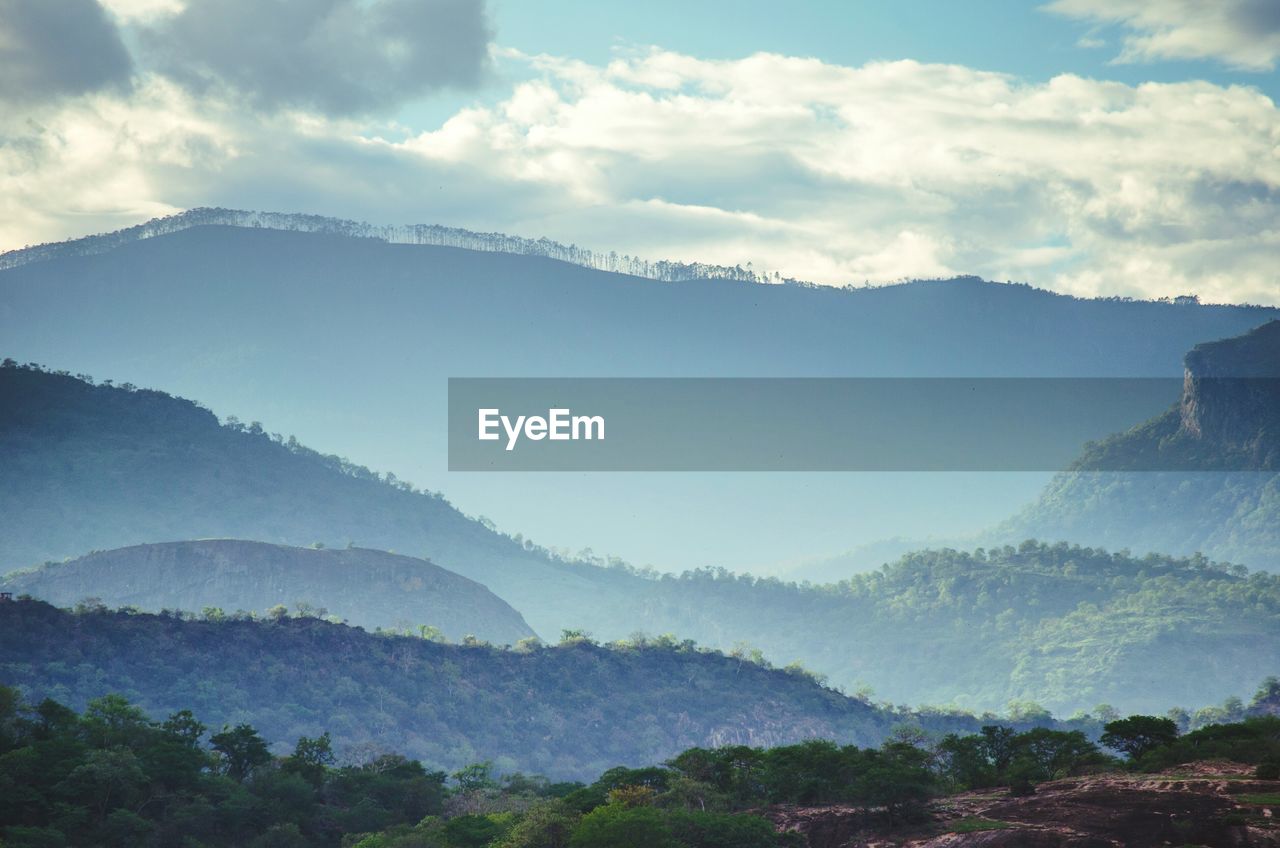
1180,320 -> 1280,464
1000,322 -> 1280,567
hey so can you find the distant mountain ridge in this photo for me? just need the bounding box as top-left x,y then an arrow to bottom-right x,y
0,207 -> 785,284
4,207 -> 1254,306
4,217 -> 1274,572
1,539 -> 536,644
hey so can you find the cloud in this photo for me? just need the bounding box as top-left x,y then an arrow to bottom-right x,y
98,0 -> 186,23
1045,0 -> 1280,71
388,50 -> 1280,301
2,48 -> 1278,306
139,0 -> 493,114
0,76 -> 234,249
0,0 -> 133,105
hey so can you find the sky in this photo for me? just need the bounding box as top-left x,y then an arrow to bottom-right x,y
1,0 -> 1278,304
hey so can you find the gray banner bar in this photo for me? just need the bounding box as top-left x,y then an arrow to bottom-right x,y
447,378 -> 1214,471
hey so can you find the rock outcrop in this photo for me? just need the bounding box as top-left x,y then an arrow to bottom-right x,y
1180,320 -> 1280,462
767,762 -> 1280,847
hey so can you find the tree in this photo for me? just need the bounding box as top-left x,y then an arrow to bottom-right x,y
979,726 -> 1017,773
667,810 -> 780,848
938,734 -> 996,789
1013,728 -> 1100,780
160,709 -> 206,747
452,761 -> 497,792
211,724 -> 272,782
569,805 -> 676,848
1101,715 -> 1179,760
81,695 -> 150,749
855,743 -> 936,825
445,814 -> 511,848
496,800 -> 579,848
285,732 -> 335,786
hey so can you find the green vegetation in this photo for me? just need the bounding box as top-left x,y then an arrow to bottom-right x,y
667,541 -> 1280,714
7,676 -> 1280,845
1135,716 -> 1280,772
1237,794 -> 1280,805
4,363 -> 1279,713
937,725 -> 1111,793
0,689 -> 925,848
1100,716 -> 1179,760
0,599 -> 903,780
7,682 -> 1274,848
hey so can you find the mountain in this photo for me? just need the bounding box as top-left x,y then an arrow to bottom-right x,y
670,543 -> 1280,716
1003,321 -> 1280,567
0,540 -> 535,645
0,598 -> 903,781
2,210 -> 1275,572
0,363 -> 639,639
783,537 -> 962,584
5,364 -> 1278,714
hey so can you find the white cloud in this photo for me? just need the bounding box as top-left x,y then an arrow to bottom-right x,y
2,47 -> 1278,305
0,76 -> 232,249
1046,0 -> 1280,71
386,49 -> 1280,301
98,0 -> 185,22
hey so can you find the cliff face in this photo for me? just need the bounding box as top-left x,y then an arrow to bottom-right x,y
1000,322 -> 1280,569
1,540 -> 537,644
1180,320 -> 1280,451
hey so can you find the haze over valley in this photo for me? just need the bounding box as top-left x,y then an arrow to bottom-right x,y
4,1 -> 1280,843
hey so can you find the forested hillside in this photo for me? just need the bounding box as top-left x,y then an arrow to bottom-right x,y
1004,321 -> 1280,567
1,540 -> 536,645
663,543 -> 1280,714
0,599 -> 903,781
0,363 -> 637,638
5,365 -> 1278,714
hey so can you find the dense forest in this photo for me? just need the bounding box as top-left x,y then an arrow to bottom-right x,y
4,364 -> 1279,714
666,542 -> 1280,713
0,599 -> 913,781
3,681 -> 1277,848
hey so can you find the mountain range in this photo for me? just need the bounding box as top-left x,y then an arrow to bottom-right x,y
2,210 -> 1275,573
4,361 -> 1278,714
